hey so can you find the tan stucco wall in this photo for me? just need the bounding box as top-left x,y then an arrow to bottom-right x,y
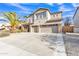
58,24 -> 62,33
51,13 -> 62,20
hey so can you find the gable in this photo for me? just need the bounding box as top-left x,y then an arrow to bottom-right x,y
51,13 -> 62,20
34,9 -> 49,14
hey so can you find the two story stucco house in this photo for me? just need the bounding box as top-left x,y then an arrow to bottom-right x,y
26,8 -> 62,33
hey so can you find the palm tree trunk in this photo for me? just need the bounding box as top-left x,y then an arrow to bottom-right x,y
11,26 -> 16,33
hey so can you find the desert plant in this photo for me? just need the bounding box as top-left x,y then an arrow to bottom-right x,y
3,12 -> 20,32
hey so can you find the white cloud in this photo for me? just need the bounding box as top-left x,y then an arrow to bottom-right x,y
9,3 -> 29,11
72,3 -> 79,7
63,10 -> 74,18
17,10 -> 32,16
57,3 -> 63,5
59,5 -> 72,12
18,11 -> 32,14
47,3 -> 54,6
63,14 -> 74,25
5,3 -> 33,15
47,3 -> 63,6
63,14 -> 73,18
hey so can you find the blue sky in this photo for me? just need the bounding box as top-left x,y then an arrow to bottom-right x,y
0,3 -> 79,25
0,3 -> 78,17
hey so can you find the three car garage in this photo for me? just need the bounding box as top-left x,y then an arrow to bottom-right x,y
30,24 -> 62,33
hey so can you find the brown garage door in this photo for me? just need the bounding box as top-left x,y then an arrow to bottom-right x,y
40,25 -> 58,33
52,25 -> 58,33
33,26 -> 39,33
40,25 -> 52,33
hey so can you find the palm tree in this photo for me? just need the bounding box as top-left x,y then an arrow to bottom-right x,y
3,12 -> 19,32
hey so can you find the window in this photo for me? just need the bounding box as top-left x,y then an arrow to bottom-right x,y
53,14 -> 58,17
36,13 -> 40,20
36,14 -> 38,19
53,14 -> 55,17
42,12 -> 46,18
29,19 -> 30,23
56,14 -> 58,16
36,11 -> 47,20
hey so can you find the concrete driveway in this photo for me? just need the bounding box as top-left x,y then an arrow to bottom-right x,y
0,33 -> 66,56
0,33 -> 54,56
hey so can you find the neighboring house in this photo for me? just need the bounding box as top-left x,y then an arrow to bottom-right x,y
26,8 -> 62,33
0,18 -> 10,31
73,7 -> 79,33
0,23 -> 10,31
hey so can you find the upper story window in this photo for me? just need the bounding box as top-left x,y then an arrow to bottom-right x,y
56,14 -> 58,16
53,14 -> 55,17
28,16 -> 34,23
53,14 -> 58,17
42,12 -> 46,18
36,11 -> 47,20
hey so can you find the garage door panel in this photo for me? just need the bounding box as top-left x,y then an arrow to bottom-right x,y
32,26 -> 39,33
52,26 -> 58,33
40,25 -> 58,33
40,26 -> 52,33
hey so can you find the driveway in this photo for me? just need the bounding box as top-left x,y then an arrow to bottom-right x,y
0,33 -> 66,56
0,33 -> 54,56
